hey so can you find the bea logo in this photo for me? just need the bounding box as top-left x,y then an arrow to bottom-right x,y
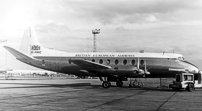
30,45 -> 41,54
31,45 -> 40,50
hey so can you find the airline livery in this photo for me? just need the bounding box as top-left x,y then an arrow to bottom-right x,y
4,27 -> 200,88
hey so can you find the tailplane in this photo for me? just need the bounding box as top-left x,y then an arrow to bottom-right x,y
4,46 -> 34,60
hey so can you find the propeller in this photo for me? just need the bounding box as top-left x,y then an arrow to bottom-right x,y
136,58 -> 150,76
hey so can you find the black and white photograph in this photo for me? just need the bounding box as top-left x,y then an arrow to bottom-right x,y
1,0 -> 202,110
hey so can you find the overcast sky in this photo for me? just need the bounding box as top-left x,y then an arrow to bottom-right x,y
1,0 -> 202,70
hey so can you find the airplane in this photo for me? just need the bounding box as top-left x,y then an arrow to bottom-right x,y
0,69 -> 12,74
4,27 -> 200,88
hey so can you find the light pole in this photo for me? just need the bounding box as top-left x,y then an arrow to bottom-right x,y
92,29 -> 100,52
0,40 -> 7,68
0,40 -> 8,79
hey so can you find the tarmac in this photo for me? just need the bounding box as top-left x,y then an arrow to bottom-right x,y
0,78 -> 202,111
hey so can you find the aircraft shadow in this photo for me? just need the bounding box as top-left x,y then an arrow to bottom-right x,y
0,82 -> 200,92
0,82 -> 92,89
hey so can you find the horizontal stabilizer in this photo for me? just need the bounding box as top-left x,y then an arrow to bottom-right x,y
4,46 -> 34,60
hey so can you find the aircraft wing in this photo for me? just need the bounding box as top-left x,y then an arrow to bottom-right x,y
71,58 -> 112,70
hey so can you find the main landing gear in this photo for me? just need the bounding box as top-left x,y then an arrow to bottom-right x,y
102,81 -> 111,88
100,77 -> 124,88
101,80 -> 123,88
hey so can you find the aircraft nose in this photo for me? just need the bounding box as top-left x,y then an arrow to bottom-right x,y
182,61 -> 200,73
188,65 -> 200,73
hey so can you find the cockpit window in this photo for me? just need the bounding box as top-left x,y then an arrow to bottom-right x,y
178,57 -> 185,61
182,57 -> 185,60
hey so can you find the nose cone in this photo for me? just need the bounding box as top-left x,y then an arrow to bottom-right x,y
181,61 -> 200,73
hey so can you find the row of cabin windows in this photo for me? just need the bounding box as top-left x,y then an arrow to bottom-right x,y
91,59 -> 145,65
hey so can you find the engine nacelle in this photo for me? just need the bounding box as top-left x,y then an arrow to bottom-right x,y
137,69 -> 150,75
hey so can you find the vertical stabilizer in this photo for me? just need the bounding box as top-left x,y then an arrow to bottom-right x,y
20,26 -> 43,55
20,26 -> 67,56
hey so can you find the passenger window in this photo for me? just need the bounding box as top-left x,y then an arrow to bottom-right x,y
123,59 -> 127,65
92,59 -> 95,62
106,59 -> 110,65
42,60 -> 45,64
115,59 -> 119,65
140,60 -> 144,65
131,59 -> 135,65
99,59 -> 103,64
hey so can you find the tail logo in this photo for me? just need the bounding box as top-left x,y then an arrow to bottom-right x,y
30,45 -> 41,54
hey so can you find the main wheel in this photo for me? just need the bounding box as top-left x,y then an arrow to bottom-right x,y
116,81 -> 123,87
186,84 -> 194,92
102,81 -> 110,88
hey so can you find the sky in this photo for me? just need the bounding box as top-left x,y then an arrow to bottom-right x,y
1,0 -> 202,70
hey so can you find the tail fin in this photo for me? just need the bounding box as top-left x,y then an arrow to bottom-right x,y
20,26 -> 46,56
20,26 -> 66,56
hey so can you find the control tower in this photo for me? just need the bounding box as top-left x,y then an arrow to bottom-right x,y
92,29 -> 100,52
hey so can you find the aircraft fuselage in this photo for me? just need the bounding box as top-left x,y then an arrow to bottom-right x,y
18,55 -> 200,78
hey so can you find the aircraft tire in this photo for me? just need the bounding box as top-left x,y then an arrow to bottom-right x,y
102,81 -> 110,88
186,83 -> 194,92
